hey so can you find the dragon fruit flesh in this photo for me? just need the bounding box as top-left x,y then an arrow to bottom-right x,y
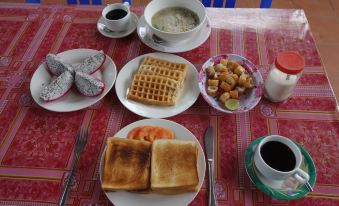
75,71 -> 105,97
74,50 -> 106,74
46,54 -> 74,76
40,70 -> 74,102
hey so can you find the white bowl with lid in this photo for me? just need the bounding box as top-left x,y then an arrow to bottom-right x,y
143,0 -> 207,42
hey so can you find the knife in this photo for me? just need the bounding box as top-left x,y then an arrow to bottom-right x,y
204,127 -> 218,206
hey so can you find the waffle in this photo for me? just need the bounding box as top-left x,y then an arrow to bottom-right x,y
137,65 -> 185,87
140,56 -> 188,77
127,74 -> 179,106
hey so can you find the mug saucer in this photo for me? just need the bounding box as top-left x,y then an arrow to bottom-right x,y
245,136 -> 316,200
97,12 -> 138,38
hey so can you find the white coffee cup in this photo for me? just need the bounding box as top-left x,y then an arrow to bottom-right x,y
254,135 -> 309,189
102,2 -> 130,32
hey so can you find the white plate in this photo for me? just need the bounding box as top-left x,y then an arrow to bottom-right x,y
137,15 -> 211,53
97,13 -> 138,38
99,119 -> 206,206
30,49 -> 117,112
115,52 -> 200,118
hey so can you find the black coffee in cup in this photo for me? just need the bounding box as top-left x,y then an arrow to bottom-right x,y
106,9 -> 128,20
260,141 -> 296,172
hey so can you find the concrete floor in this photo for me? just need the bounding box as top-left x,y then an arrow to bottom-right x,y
1,0 -> 339,104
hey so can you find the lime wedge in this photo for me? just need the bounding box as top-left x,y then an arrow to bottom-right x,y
225,99 -> 240,110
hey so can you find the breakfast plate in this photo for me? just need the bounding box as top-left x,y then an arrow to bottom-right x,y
137,15 -> 211,53
199,54 -> 264,114
97,12 -> 138,38
30,49 -> 117,112
99,118 -> 206,206
245,136 -> 316,200
115,52 -> 200,118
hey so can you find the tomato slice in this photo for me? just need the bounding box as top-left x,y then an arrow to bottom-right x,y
154,127 -> 174,140
127,126 -> 174,142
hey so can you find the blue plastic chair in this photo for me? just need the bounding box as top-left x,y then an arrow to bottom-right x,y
26,0 -> 271,8
25,0 -> 103,4
26,0 -> 40,3
202,0 -> 272,8
67,0 -> 102,5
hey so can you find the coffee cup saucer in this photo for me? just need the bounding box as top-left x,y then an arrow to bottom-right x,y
245,136 -> 316,200
97,12 -> 138,38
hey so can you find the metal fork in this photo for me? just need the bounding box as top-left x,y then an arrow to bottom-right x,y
59,127 -> 88,206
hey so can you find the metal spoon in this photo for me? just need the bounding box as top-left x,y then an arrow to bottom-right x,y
98,22 -> 124,34
152,34 -> 166,44
305,181 -> 313,192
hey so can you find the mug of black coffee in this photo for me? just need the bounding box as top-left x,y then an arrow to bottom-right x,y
253,135 -> 310,189
102,2 -> 130,32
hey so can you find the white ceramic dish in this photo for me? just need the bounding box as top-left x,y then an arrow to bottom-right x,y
143,0 -> 206,42
137,15 -> 211,53
97,13 -> 138,38
99,118 -> 206,206
115,52 -> 200,118
30,49 -> 117,112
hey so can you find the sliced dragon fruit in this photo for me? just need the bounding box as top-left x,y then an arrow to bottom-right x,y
40,70 -> 74,102
46,54 -> 74,76
74,71 -> 105,97
74,50 -> 106,74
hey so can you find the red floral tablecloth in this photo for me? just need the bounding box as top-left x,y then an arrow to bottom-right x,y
0,3 -> 338,206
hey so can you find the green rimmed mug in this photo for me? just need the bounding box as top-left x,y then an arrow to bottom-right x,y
253,135 -> 310,189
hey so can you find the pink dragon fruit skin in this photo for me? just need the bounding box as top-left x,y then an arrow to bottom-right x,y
74,50 -> 106,74
46,54 -> 74,76
74,71 -> 105,97
40,70 -> 74,102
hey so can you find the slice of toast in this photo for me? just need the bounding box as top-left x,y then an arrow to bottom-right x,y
151,139 -> 199,194
102,138 -> 152,191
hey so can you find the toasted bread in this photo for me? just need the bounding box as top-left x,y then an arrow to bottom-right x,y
102,138 -> 152,191
151,139 -> 199,194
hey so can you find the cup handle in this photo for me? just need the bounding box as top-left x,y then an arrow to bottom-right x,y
293,168 -> 309,183
123,1 -> 130,7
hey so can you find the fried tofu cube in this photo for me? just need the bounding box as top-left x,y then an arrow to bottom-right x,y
218,73 -> 228,81
215,64 -> 227,72
213,72 -> 220,79
236,86 -> 246,95
227,60 -> 240,71
207,86 -> 218,96
206,66 -> 215,78
231,74 -> 239,82
219,92 -> 230,104
234,65 -> 245,76
230,90 -> 239,99
208,79 -> 219,87
238,73 -> 247,86
244,77 -> 255,89
220,81 -> 233,92
225,75 -> 236,87
220,59 -> 228,66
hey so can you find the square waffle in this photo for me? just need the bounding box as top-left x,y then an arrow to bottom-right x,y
127,74 -> 179,106
137,65 -> 185,87
140,56 -> 188,78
